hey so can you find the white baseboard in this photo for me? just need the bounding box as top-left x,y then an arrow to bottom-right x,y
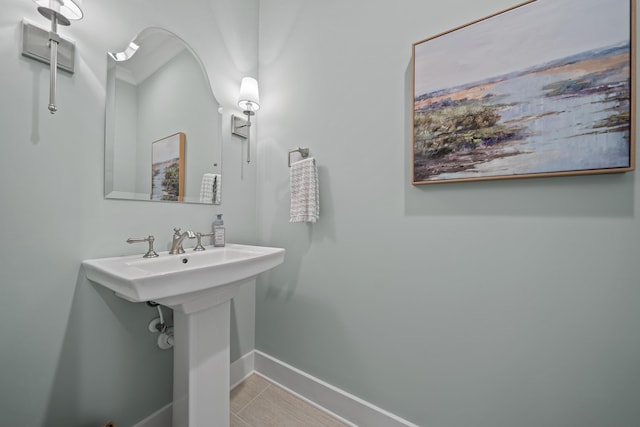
133,350 -> 418,427
254,350 -> 419,427
231,350 -> 256,389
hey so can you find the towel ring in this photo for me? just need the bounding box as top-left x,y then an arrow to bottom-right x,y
288,147 -> 310,167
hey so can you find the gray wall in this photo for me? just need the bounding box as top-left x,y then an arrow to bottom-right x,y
114,79 -> 137,193
0,0 -> 258,426
256,1 -> 640,426
135,50 -> 220,201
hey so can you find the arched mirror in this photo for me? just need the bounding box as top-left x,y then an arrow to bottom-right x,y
105,27 -> 222,204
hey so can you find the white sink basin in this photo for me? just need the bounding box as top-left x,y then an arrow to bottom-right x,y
83,243 -> 285,427
83,243 -> 285,308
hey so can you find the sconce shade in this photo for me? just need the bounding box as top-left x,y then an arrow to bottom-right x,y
33,0 -> 83,24
238,77 -> 260,112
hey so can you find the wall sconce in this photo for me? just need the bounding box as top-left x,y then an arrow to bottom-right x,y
22,0 -> 84,114
231,77 -> 260,163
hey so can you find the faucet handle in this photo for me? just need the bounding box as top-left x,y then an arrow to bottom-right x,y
127,235 -> 159,258
193,232 -> 215,251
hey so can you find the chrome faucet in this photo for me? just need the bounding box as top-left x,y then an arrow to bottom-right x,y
170,228 -> 195,254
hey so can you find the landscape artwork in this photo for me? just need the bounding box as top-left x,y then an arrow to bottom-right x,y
151,132 -> 185,201
412,0 -> 635,185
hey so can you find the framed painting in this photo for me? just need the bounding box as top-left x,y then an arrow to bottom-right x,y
151,132 -> 185,201
412,0 -> 635,185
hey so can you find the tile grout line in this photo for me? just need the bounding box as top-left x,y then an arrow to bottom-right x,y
233,381 -> 274,418
231,412 -> 252,427
242,375 -> 350,427
234,384 -> 273,427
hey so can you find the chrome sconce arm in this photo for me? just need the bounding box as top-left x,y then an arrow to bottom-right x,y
47,17 -> 60,114
22,0 -> 83,114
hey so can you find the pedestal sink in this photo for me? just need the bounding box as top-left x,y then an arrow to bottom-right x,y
82,243 -> 285,427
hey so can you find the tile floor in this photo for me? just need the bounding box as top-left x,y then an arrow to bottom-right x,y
230,374 -> 350,427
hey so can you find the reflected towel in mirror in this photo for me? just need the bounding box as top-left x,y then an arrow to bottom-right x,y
290,157 -> 319,223
200,173 -> 221,204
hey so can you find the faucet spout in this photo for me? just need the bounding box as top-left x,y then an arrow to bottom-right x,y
169,228 -> 196,254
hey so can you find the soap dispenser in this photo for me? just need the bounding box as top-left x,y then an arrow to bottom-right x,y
213,214 -> 225,247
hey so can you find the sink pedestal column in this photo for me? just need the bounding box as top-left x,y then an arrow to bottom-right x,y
171,298 -> 233,427
82,246 -> 285,427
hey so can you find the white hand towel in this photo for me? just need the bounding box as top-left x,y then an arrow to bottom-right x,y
199,173 -> 221,204
290,157 -> 319,223
212,174 -> 221,204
